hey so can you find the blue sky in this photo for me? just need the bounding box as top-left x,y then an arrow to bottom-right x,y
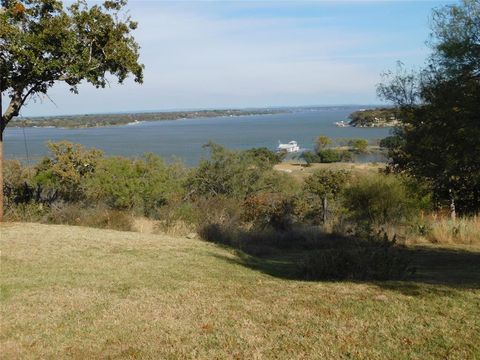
17,0 -> 455,116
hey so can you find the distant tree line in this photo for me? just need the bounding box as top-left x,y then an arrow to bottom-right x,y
7,109 -> 289,129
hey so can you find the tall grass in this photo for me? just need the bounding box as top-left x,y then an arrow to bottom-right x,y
425,215 -> 480,245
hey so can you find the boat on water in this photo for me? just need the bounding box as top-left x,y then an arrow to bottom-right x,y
277,140 -> 300,153
334,120 -> 350,127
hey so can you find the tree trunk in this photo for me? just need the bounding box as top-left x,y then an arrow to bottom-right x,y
449,188 -> 456,222
1,88 -> 27,222
322,196 -> 328,224
0,131 -> 3,222
0,97 -> 3,222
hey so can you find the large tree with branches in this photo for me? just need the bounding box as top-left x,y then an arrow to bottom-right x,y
0,0 -> 144,220
378,0 -> 480,217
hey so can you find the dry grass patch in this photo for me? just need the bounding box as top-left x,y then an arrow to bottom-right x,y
410,214 -> 480,246
1,222 -> 479,359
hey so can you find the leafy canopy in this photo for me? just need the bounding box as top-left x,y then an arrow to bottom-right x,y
0,0 -> 143,129
377,0 -> 480,214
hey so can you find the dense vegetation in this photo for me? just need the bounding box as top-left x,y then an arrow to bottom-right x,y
301,135 -> 377,164
2,0 -> 478,280
7,140 -> 468,280
1,0 -> 146,221
348,108 -> 399,127
377,0 -> 480,216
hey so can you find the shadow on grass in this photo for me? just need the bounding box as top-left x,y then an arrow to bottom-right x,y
202,225 -> 480,295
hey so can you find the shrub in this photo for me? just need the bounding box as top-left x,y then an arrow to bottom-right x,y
314,135 -> 332,152
379,135 -> 404,150
348,138 -> 369,153
297,232 -> 415,280
197,224 -> 328,255
243,192 -> 295,231
86,154 -> 185,216
302,149 -> 352,164
187,142 -> 295,199
244,147 -> 284,165
343,174 -> 419,229
3,160 -> 35,207
4,203 -> 49,222
46,203 -> 134,231
301,151 -> 321,165
34,141 -> 103,202
194,195 -> 243,227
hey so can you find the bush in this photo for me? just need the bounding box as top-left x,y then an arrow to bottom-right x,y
3,160 -> 36,207
34,141 -> 103,202
46,203 -> 134,231
302,149 -> 352,164
194,195 -> 243,228
86,154 -> 185,216
187,142 -> 296,199
243,192 -> 295,231
244,147 -> 284,165
314,135 -> 332,152
4,203 -> 49,222
297,232 -> 415,280
343,174 -> 419,229
197,224 -> 329,255
348,138 -> 369,153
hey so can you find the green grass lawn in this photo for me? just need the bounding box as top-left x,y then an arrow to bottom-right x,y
1,223 -> 479,359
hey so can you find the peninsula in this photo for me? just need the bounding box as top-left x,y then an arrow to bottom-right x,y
7,108 -> 289,129
348,108 -> 400,127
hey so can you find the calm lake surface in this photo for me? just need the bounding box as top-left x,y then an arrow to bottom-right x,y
5,107 -> 391,166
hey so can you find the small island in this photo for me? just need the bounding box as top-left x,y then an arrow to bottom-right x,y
348,108 -> 400,127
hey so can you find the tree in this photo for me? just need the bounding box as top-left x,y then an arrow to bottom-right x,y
186,142 -> 288,200
0,0 -> 144,220
303,169 -> 350,224
377,0 -> 480,217
348,138 -> 369,154
314,135 -> 332,152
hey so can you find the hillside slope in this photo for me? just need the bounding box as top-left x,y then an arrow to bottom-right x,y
1,223 -> 479,359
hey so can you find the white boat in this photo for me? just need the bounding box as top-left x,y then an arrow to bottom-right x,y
277,140 -> 300,153
334,120 -> 349,127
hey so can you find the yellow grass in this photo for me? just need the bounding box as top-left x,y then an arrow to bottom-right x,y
409,214 -> 480,246
424,214 -> 480,245
1,222 -> 479,359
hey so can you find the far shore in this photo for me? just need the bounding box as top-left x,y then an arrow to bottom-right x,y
7,108 -> 290,130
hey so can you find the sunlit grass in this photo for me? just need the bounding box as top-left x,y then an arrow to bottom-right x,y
1,223 -> 479,359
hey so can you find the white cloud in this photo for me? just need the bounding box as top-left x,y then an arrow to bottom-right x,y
12,1 -> 430,116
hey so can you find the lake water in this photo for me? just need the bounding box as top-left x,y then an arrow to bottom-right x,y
5,107 -> 391,166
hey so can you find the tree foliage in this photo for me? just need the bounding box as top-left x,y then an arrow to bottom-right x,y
187,142 -> 294,199
314,135 -> 332,152
343,175 -> 418,228
34,141 -> 103,201
348,138 -> 369,154
377,0 -> 480,215
304,169 -> 350,223
0,0 -> 144,131
86,154 -> 183,216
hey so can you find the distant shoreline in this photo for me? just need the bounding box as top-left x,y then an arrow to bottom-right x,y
8,105 -> 386,130
7,108 -> 291,129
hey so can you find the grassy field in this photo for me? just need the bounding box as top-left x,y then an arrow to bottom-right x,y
1,223 -> 479,359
